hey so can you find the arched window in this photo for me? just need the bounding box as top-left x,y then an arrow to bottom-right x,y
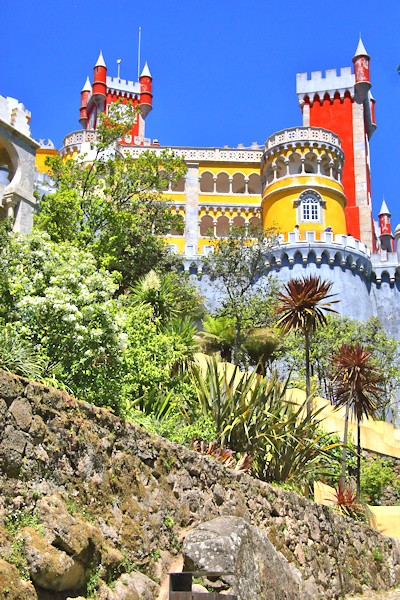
304,152 -> 318,174
216,172 -> 230,193
249,216 -> 262,232
200,215 -> 214,237
232,173 -> 245,194
297,190 -> 324,223
216,215 -> 230,237
248,173 -> 261,194
200,171 -> 214,193
232,215 -> 245,229
171,177 -> 185,192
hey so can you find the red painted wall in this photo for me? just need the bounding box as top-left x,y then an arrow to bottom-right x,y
308,95 -> 361,239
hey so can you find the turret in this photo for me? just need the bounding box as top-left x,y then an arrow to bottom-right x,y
139,62 -> 153,118
378,199 -> 394,252
92,51 -> 107,110
79,77 -> 91,129
352,37 -> 371,102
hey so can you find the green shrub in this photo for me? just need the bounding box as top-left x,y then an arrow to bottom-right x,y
360,458 -> 395,504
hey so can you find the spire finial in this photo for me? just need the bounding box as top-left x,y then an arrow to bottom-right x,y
140,62 -> 152,78
95,50 -> 107,68
354,36 -> 370,59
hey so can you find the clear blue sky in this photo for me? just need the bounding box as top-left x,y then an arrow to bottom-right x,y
1,0 -> 399,227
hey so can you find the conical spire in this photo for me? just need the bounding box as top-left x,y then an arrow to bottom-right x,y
81,76 -> 92,92
379,199 -> 391,216
354,36 -> 370,59
140,62 -> 152,78
95,51 -> 107,68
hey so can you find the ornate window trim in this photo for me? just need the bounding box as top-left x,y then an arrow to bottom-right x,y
293,189 -> 325,224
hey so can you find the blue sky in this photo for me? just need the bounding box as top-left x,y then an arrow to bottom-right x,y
2,0 -> 400,227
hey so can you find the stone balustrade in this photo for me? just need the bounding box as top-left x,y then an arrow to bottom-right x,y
265,127 -> 341,151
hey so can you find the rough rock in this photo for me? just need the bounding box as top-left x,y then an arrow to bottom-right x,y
0,369 -> 400,599
97,571 -> 158,599
0,557 -> 38,599
183,516 -> 315,600
37,494 -> 100,561
9,397 -> 32,431
22,526 -> 86,591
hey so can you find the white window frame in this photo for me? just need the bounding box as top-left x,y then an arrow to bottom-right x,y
294,190 -> 325,225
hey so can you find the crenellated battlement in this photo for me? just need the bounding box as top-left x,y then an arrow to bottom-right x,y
296,67 -> 355,104
0,96 -> 34,140
106,76 -> 140,96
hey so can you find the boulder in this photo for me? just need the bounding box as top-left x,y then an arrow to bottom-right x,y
22,527 -> 86,592
36,494 -> 100,561
183,516 -> 316,600
0,558 -> 38,599
97,571 -> 159,599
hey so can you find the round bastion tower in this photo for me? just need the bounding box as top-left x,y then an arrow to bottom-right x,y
261,126 -> 346,239
260,126 -> 375,322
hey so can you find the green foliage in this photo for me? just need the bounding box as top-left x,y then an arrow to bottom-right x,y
86,565 -> 102,599
4,507 -> 43,537
36,101 -> 187,291
0,323 -> 46,380
288,315 -> 400,418
190,356 -> 340,483
197,314 -> 236,361
360,457 -> 395,504
0,231 -> 126,409
121,304 -> 198,411
372,547 -> 384,562
129,270 -> 202,322
276,275 -> 339,406
202,226 -> 279,362
3,507 -> 44,580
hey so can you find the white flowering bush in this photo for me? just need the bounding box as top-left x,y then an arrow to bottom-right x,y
1,231 -> 126,409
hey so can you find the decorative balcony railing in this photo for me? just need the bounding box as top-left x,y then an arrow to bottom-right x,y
265,127 -> 341,151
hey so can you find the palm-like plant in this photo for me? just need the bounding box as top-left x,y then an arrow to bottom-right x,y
197,315 -> 236,362
275,275 -> 339,413
330,343 -> 385,499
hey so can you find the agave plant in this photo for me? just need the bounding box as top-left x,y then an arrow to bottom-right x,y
330,343 -> 384,499
192,440 -> 253,473
275,275 -> 339,413
190,355 -> 339,483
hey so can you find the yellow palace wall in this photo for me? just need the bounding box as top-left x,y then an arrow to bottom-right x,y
262,175 -> 347,239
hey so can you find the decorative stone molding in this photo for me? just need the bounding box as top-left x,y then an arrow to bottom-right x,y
264,127 -> 342,152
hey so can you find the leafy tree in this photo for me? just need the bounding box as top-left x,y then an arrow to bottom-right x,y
197,315 -> 237,362
242,327 -> 284,375
35,101 -> 186,290
330,343 -> 385,499
121,304 -> 198,411
202,226 -> 279,363
275,275 -> 339,413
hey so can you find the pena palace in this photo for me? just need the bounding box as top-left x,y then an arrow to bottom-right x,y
1,39 -> 400,340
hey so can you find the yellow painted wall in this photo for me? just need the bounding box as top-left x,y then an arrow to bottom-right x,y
262,175 -> 347,238
35,148 -> 58,174
287,388 -> 400,459
314,482 -> 400,539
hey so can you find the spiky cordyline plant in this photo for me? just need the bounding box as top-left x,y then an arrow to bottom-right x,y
275,275 -> 339,413
330,342 -> 384,500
